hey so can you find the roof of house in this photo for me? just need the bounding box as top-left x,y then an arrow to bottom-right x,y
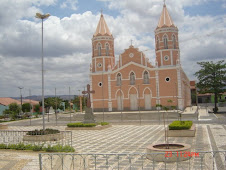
22,99 -> 39,105
0,97 -> 21,106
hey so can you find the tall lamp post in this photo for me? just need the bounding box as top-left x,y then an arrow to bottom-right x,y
36,13 -> 50,130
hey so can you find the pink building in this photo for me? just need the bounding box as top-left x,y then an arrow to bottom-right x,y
90,4 -> 191,111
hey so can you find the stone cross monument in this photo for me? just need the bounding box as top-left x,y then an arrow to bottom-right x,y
82,84 -> 96,123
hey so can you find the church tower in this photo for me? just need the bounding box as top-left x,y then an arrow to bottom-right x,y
91,13 -> 115,72
90,13 -> 115,111
155,3 -> 180,67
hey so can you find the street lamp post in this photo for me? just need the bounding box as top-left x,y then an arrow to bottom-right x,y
36,13 -> 50,131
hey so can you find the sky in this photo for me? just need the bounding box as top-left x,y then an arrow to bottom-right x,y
0,0 -> 225,98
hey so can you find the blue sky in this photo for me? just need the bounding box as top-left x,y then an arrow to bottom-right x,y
0,0 -> 225,97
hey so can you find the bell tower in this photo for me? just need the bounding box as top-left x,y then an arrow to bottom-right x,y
91,13 -> 115,72
155,3 -> 180,67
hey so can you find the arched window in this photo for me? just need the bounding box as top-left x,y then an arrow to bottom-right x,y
130,72 -> 135,85
117,73 -> 122,86
163,35 -> 168,49
172,35 -> 176,49
143,71 -> 149,84
106,43 -> 109,56
98,43 -> 101,56
156,37 -> 159,50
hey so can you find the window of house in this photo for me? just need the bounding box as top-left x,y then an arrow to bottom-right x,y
163,35 -> 168,49
117,73 -> 122,86
130,72 -> 135,85
143,71 -> 149,84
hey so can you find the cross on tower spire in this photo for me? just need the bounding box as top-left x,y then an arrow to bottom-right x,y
130,39 -> 133,46
100,9 -> 103,15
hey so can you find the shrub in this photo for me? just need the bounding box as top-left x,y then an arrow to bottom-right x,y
67,122 -> 96,127
169,121 -> 193,130
0,144 -> 7,149
100,122 -> 109,126
0,143 -> 75,152
27,128 -> 60,135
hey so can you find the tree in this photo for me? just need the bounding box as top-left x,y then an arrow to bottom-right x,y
3,103 -> 21,120
40,97 -> 63,112
22,103 -> 32,113
34,104 -> 40,113
195,60 -> 226,113
73,96 -> 87,110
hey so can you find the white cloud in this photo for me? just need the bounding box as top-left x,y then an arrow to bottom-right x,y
60,0 -> 78,11
0,0 -> 225,97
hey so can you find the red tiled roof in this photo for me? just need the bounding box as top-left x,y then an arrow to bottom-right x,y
22,99 -> 39,105
0,98 -> 21,106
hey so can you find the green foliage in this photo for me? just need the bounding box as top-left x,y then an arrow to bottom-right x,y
9,103 -> 21,113
169,121 -> 193,130
195,60 -> 226,113
44,144 -> 75,152
3,103 -> 21,120
22,103 -> 32,113
100,122 -> 109,126
67,122 -> 97,127
73,96 -> 87,110
32,145 -> 43,151
34,104 -> 40,113
40,97 -> 63,112
26,128 -> 60,135
0,143 -> 74,152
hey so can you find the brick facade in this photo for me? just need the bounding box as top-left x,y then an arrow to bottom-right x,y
90,5 -> 191,111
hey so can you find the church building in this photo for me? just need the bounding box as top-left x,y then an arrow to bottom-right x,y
90,3 -> 191,112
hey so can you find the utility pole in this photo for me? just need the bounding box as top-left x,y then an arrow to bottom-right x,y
138,85 -> 141,125
55,87 -> 57,126
29,89 -> 31,126
102,71 -> 105,122
18,87 -> 23,114
69,86 -> 71,123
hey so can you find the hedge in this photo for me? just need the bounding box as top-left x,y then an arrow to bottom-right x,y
0,143 -> 75,152
67,122 -> 97,127
169,121 -> 193,130
26,128 -> 60,135
67,122 -> 110,127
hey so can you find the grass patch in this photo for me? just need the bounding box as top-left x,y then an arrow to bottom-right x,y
169,121 -> 193,130
26,128 -> 60,135
67,122 -> 97,127
0,143 -> 74,152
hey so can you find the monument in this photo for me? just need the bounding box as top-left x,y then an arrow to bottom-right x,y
82,84 -> 95,123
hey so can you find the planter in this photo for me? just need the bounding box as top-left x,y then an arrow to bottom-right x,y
0,124 -> 7,130
146,143 -> 191,162
65,124 -> 111,130
168,124 -> 196,137
23,133 -> 63,141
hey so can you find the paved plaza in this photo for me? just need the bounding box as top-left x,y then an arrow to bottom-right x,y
0,108 -> 226,169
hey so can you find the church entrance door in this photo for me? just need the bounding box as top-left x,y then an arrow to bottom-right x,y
130,94 -> 138,110
117,95 -> 123,110
144,94 -> 151,110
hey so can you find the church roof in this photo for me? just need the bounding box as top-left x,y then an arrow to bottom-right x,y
157,4 -> 175,28
93,14 -> 112,37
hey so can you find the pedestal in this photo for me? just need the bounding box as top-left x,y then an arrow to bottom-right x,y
83,108 -> 95,123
